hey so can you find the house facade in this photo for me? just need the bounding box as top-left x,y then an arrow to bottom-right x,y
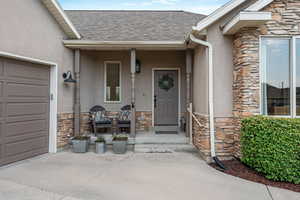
0,0 -> 298,166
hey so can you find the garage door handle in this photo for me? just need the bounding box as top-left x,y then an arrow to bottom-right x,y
50,93 -> 54,101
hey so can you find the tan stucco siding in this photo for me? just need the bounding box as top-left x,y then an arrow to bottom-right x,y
80,51 -> 187,113
193,46 -> 208,115
207,24 -> 234,118
0,0 -> 74,113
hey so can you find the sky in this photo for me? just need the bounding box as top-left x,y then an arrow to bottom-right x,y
58,0 -> 230,15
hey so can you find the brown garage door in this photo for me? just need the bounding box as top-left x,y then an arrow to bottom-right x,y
0,57 -> 50,166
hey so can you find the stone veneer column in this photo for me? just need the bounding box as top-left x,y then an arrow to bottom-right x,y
232,28 -> 260,157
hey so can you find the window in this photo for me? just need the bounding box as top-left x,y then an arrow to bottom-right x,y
261,38 -> 291,116
261,37 -> 300,117
296,39 -> 300,116
104,62 -> 121,102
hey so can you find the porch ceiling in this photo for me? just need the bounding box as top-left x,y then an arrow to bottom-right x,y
63,40 -> 187,50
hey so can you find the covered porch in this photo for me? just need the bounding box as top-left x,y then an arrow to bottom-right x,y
67,42 -> 194,143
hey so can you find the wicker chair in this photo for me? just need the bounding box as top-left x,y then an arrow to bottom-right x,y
89,105 -> 112,134
117,105 -> 131,133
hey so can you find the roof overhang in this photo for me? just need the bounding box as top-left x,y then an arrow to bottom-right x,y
193,0 -> 247,32
42,0 -> 81,39
193,0 -> 274,32
222,11 -> 272,35
63,40 -> 187,50
246,0 -> 274,11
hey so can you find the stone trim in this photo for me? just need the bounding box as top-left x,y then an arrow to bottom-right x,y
192,113 -> 234,161
192,113 -> 210,161
57,111 -> 154,147
57,113 -> 91,148
57,113 -> 74,148
136,111 -> 152,131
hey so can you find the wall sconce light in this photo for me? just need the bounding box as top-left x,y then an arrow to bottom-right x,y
63,71 -> 76,83
136,59 -> 141,73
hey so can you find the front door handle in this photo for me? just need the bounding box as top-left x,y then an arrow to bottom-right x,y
154,95 -> 157,108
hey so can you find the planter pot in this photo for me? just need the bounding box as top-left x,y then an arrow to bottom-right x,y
95,142 -> 106,154
112,140 -> 128,154
72,139 -> 89,153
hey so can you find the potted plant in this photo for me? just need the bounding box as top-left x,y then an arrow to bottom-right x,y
112,134 -> 128,154
95,137 -> 106,154
71,136 -> 90,153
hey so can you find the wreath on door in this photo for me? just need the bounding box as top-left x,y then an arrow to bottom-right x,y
158,74 -> 174,91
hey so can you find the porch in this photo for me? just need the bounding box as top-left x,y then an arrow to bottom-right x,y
70,48 -> 193,142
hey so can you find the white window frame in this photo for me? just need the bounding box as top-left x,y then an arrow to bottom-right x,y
104,61 -> 122,103
260,36 -> 300,118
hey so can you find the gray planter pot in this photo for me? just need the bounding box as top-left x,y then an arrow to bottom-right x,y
72,139 -> 89,153
112,140 -> 128,154
95,142 -> 106,154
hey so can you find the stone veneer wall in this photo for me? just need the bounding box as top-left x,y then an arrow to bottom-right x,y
136,111 -> 152,132
192,113 -> 235,161
57,113 -> 91,148
57,111 -> 153,148
232,0 -> 300,157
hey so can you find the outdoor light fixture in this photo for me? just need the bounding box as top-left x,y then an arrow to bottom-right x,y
136,59 -> 141,73
63,71 -> 76,83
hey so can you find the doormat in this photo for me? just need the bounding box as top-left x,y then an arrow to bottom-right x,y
155,131 -> 178,135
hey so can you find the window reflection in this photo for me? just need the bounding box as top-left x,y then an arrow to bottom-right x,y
296,39 -> 300,115
262,38 -> 290,116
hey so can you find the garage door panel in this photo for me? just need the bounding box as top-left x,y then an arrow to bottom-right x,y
0,81 -> 3,97
4,136 -> 48,157
5,60 -> 49,81
2,146 -> 48,166
4,130 -> 48,143
7,103 -> 48,117
6,119 -> 47,137
7,115 -> 47,124
6,82 -> 49,98
0,57 -> 50,166
0,103 -> 3,118
0,60 -> 3,76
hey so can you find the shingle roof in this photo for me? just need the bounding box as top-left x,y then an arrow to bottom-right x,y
65,10 -> 206,41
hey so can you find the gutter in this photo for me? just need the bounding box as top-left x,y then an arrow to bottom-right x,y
63,40 -> 186,50
188,34 -> 226,169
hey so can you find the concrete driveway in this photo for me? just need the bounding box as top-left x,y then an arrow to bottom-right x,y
0,151 -> 298,200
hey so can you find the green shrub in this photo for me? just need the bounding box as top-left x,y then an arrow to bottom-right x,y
241,116 -> 300,184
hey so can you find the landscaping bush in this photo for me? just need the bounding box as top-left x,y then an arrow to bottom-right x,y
241,116 -> 300,184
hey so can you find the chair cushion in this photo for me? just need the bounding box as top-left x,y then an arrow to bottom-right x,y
95,120 -> 112,125
92,111 -> 111,123
119,110 -> 131,121
118,120 -> 130,124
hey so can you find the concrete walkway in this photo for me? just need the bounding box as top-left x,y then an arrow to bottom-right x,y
0,151 -> 298,200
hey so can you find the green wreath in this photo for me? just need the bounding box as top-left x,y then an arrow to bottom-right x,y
159,74 -> 174,91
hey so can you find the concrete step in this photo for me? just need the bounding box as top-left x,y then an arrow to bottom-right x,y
135,136 -> 189,144
134,144 -> 197,153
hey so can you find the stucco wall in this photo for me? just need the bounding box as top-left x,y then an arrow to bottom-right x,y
193,46 -> 208,115
203,0 -> 257,118
80,50 -> 187,113
0,0 -> 74,113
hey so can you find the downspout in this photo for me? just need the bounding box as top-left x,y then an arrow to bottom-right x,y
189,34 -> 226,169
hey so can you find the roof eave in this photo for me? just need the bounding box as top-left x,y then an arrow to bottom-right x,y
194,0 -> 247,32
193,0 -> 275,32
63,40 -> 187,50
246,0 -> 274,11
222,11 -> 272,35
42,0 -> 81,39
